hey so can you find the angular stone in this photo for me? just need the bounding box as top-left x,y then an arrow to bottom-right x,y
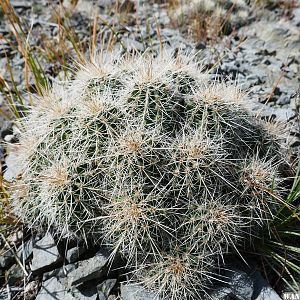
277,95 -> 290,106
17,239 -> 33,262
252,271 -> 281,300
72,284 -> 98,300
0,120 -> 13,139
3,151 -> 22,182
224,268 -> 254,300
97,279 -> 117,300
43,263 -> 78,282
67,248 -> 109,287
208,264 -> 256,300
6,230 -> 23,244
121,284 -> 159,300
292,8 -> 300,26
208,286 -> 233,299
273,107 -> 295,122
36,277 -> 73,300
6,263 -> 24,284
23,280 -> 39,299
0,248 -> 15,268
123,37 -> 143,52
31,233 -> 62,273
66,245 -> 86,263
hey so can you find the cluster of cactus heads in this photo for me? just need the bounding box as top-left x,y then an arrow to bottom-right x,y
12,51 -> 287,299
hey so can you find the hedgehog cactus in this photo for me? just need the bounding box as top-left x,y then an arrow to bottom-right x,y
12,52 -> 287,299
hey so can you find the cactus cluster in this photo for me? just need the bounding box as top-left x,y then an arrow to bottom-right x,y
12,52 -> 287,299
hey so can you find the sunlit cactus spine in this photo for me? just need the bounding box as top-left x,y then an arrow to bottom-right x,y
11,51 -> 288,299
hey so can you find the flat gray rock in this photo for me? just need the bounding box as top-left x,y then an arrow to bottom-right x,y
67,248 -> 109,286
121,284 -> 159,300
31,233 -> 62,273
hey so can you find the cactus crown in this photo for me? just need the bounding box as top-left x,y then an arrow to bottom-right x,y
12,51 -> 287,299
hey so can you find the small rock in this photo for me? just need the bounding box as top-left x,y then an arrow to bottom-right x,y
252,271 -> 281,300
208,286 -> 233,299
277,95 -> 290,106
31,233 -> 62,273
23,280 -> 39,299
121,284 -> 159,300
292,8 -> 300,26
67,248 -> 110,287
260,90 -> 280,103
6,230 -> 23,244
9,1 -> 31,8
160,28 -> 177,37
5,263 -> 24,284
43,263 -> 78,282
97,279 -> 117,299
195,42 -> 206,50
119,0 -> 136,13
3,151 -> 22,182
225,268 -> 254,300
4,134 -> 15,142
66,245 -> 86,263
244,74 -> 261,88
36,277 -> 72,300
273,107 -> 295,122
122,37 -> 143,52
72,283 -> 98,300
0,120 -> 13,139
290,137 -> 300,148
17,239 -> 33,262
0,248 -> 15,268
258,106 -> 295,122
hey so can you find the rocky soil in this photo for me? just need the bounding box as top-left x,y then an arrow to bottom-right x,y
0,0 -> 299,299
